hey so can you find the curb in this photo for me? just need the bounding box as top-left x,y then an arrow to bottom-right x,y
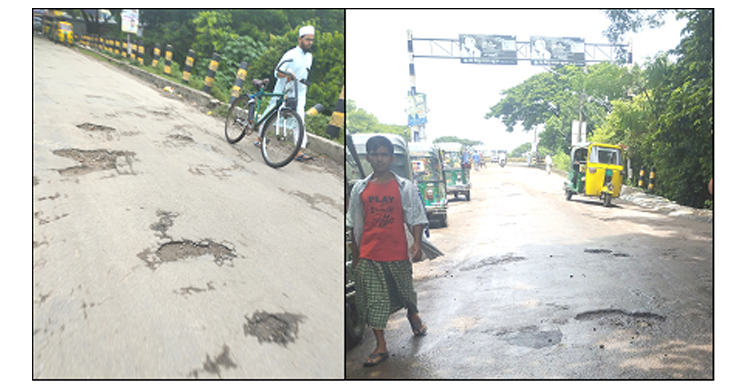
80,44 -> 344,163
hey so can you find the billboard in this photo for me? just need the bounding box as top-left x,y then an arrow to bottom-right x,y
459,34 -> 518,65
530,36 -> 585,66
406,93 -> 427,126
121,9 -> 139,34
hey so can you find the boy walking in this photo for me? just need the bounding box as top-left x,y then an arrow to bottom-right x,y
346,135 -> 429,367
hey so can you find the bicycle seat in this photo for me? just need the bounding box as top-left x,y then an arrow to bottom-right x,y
252,79 -> 269,90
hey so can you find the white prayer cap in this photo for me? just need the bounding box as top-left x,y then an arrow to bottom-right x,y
299,26 -> 315,37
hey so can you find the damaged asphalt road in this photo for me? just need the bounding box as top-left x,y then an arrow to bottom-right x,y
33,35 -> 343,378
346,163 -> 713,379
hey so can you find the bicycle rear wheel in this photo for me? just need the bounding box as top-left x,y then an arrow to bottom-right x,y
260,108 -> 304,168
225,95 -> 253,144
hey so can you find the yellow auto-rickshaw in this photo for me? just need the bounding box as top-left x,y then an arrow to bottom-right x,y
55,21 -> 73,45
564,142 -> 625,207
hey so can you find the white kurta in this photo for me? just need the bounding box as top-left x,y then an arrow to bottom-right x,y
266,46 -> 313,148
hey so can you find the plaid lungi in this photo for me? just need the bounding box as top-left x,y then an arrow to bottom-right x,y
354,258 -> 418,330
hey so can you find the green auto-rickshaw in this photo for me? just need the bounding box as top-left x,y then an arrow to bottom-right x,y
436,142 -> 471,201
409,142 -> 448,228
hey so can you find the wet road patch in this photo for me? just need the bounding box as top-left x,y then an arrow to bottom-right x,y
53,148 -> 136,176
188,344 -> 237,378
584,248 -> 631,258
460,253 -> 526,271
138,239 -> 236,270
243,311 -> 305,346
495,325 -> 563,349
174,282 -> 216,296
150,210 -> 179,239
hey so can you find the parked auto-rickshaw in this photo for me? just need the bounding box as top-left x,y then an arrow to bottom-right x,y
409,142 -> 448,228
55,21 -> 74,45
345,132 -> 443,349
436,142 -> 471,201
564,142 -> 625,207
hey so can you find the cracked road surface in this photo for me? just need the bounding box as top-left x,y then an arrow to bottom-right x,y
33,35 -> 343,378
346,164 -> 713,379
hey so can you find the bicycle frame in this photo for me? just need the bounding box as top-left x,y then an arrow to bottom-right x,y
242,78 -> 298,133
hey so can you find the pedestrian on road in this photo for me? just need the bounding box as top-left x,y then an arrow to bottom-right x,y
256,25 -> 315,161
545,153 -> 553,175
472,150 -> 481,171
346,135 -> 429,367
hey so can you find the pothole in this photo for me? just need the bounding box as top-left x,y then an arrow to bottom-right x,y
460,253 -> 526,271
243,311 -> 305,346
584,248 -> 631,258
53,148 -> 136,176
584,248 -> 612,254
168,134 -> 194,142
138,239 -> 236,270
76,122 -> 116,132
76,123 -> 118,141
495,325 -> 562,349
575,309 -> 666,328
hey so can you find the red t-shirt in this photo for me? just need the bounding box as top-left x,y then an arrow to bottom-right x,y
359,178 -> 408,262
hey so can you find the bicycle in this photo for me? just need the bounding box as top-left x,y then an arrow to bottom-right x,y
225,74 -> 304,168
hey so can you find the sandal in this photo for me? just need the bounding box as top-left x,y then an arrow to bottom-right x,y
294,153 -> 313,161
253,141 -> 261,148
363,352 -> 389,367
411,322 -> 427,336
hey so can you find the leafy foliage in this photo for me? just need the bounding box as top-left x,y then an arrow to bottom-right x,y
86,9 -> 343,115
346,100 -> 411,141
432,136 -> 483,147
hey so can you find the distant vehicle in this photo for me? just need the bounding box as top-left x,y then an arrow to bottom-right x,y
33,16 -> 43,32
409,142 -> 449,228
54,21 -> 74,45
564,142 -> 625,207
436,142 -> 471,201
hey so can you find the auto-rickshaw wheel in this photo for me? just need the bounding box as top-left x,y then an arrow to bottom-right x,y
565,190 -> 573,201
603,193 -> 612,207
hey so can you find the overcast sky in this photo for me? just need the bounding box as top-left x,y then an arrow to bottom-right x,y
346,9 -> 688,151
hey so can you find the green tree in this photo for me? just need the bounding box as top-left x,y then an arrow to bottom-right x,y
346,100 -> 411,141
485,62 -> 632,157
192,10 -> 237,57
432,136 -> 482,148
603,9 -> 713,208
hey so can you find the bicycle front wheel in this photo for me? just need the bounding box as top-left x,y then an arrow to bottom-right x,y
225,95 -> 253,144
260,109 -> 304,168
